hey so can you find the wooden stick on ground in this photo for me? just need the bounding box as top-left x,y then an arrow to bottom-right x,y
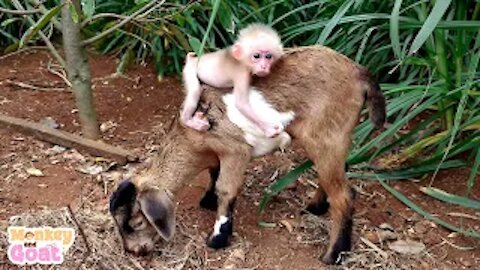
0,114 -> 137,165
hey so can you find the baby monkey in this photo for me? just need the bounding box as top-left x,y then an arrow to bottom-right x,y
181,23 -> 284,137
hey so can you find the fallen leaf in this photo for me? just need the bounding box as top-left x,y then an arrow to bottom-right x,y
26,167 -> 44,177
388,240 -> 425,255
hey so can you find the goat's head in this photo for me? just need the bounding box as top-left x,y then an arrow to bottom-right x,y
109,180 -> 175,255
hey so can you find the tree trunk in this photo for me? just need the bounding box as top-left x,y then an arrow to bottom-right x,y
61,1 -> 99,139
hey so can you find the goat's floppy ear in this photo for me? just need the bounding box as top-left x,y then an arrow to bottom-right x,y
138,188 -> 175,241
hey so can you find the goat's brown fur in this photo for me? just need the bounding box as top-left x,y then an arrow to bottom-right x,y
109,46 -> 386,265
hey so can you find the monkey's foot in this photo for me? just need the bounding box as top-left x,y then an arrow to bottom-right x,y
263,123 -> 283,138
185,115 -> 210,131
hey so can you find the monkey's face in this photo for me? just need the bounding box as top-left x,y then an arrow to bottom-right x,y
250,50 -> 275,77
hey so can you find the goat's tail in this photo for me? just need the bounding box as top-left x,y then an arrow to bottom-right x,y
359,68 -> 386,129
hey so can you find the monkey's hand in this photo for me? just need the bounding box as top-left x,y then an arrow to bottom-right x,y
262,122 -> 284,138
184,112 -> 210,131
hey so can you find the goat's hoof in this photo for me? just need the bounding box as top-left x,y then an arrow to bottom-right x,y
199,191 -> 218,211
207,233 -> 230,249
303,200 -> 330,216
321,252 -> 343,265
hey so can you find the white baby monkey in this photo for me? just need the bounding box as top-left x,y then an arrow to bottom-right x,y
181,23 -> 284,137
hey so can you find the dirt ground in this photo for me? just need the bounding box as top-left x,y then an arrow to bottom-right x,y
0,50 -> 479,270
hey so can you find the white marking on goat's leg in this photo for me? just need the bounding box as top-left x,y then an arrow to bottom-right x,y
213,215 -> 229,236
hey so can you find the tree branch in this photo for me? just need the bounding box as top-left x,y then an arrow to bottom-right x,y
10,0 -> 66,68
0,6 -> 42,15
80,0 -> 165,46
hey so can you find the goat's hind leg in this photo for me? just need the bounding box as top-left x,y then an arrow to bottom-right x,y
302,138 -> 354,265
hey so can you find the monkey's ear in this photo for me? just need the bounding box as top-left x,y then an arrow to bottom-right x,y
231,44 -> 243,60
138,188 -> 176,241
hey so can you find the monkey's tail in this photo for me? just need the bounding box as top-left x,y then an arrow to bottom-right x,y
360,68 -> 386,129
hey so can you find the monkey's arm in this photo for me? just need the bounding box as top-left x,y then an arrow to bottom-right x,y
233,72 -> 281,137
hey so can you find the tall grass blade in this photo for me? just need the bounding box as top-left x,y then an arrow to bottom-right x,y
390,0 -> 403,58
316,0 -> 355,45
420,187 -> 480,210
408,0 -> 452,55
379,180 -> 480,238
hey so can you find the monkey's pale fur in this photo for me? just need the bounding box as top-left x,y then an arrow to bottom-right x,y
236,23 -> 283,59
223,88 -> 294,156
110,46 -> 386,265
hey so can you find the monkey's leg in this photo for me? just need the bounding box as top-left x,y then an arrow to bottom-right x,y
206,152 -> 249,249
181,57 -> 210,131
199,167 -> 220,211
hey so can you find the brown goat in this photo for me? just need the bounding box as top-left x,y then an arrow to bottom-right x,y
109,46 -> 386,265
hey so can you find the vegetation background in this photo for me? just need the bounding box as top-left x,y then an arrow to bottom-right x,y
1,0 -> 479,237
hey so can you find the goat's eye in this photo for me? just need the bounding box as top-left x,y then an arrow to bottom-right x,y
253,53 -> 260,59
130,218 -> 145,230
265,53 -> 272,59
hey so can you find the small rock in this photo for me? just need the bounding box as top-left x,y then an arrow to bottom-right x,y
77,164 -> 104,175
26,167 -> 44,177
39,117 -> 59,129
100,120 -> 118,133
45,145 -> 66,156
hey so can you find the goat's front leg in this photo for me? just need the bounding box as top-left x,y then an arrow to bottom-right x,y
199,167 -> 220,211
207,153 -> 249,249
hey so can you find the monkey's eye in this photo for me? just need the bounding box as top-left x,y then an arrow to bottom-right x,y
253,53 -> 261,59
265,53 -> 272,59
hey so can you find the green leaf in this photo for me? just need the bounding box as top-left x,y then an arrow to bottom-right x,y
19,3 -> 65,48
258,160 -> 313,214
82,0 -> 96,18
188,36 -> 202,55
257,221 -> 277,228
467,148 -> 480,196
316,0 -> 355,45
116,48 -> 134,74
379,180 -> 480,238
420,187 -> 480,210
69,4 -> 79,24
390,0 -> 403,58
408,0 -> 452,55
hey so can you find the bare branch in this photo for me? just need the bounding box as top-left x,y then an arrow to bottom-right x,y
81,0 -> 165,46
0,6 -> 42,15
